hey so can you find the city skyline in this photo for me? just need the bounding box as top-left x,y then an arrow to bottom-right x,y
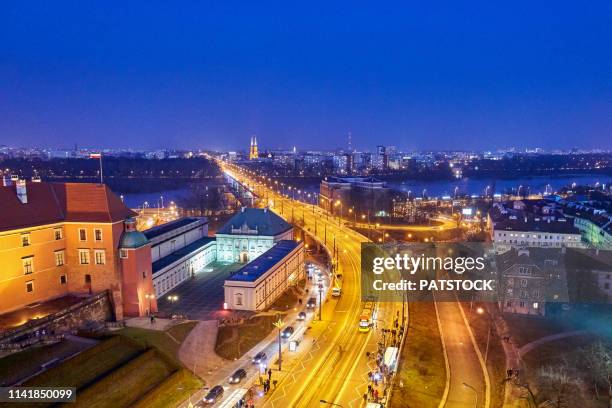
2,2 -> 612,150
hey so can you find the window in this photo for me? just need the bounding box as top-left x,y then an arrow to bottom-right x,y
22,256 -> 34,274
120,249 -> 128,259
235,293 -> 243,306
506,300 -> 512,307
54,228 -> 63,240
21,233 -> 31,247
55,250 -> 65,266
94,250 -> 106,265
79,228 -> 87,241
60,274 -> 67,285
520,279 -> 528,287
25,280 -> 34,293
79,249 -> 90,265
94,229 -> 103,241
85,274 -> 92,284
142,271 -> 146,279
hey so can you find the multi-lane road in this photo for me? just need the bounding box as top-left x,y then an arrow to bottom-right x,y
218,160 -> 489,408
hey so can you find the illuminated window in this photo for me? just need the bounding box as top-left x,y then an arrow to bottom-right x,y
22,256 -> 34,274
94,250 -> 106,265
79,249 -> 90,265
55,250 -> 65,266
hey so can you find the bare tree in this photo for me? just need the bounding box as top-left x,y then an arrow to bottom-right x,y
535,362 -> 583,408
581,341 -> 612,408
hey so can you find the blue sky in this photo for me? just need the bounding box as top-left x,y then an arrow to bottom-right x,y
1,1 -> 611,151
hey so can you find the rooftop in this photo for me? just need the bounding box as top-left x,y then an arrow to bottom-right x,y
152,236 -> 216,274
216,207 -> 292,237
226,240 -> 300,282
0,181 -> 136,232
144,217 -> 206,240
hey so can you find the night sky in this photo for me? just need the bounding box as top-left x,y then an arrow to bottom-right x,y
1,2 -> 611,151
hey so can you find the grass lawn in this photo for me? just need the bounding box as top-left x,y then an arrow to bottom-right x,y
216,314 -> 279,360
389,302 -> 446,408
0,339 -> 93,386
167,321 -> 198,343
504,314 -> 574,348
133,369 -> 203,408
118,326 -> 183,364
25,336 -> 142,389
18,331 -> 203,408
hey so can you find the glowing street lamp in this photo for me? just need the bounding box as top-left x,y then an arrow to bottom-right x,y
273,317 -> 285,371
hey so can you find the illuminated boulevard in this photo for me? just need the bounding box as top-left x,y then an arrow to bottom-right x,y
219,159 -> 490,408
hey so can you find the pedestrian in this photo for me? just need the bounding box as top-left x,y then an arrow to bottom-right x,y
268,368 -> 272,380
150,315 -> 154,325
363,393 -> 368,402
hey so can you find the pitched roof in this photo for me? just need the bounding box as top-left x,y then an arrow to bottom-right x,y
216,208 -> 292,237
0,181 -> 137,232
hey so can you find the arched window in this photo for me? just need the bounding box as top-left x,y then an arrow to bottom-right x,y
235,293 -> 243,306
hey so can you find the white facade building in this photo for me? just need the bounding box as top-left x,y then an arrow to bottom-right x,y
224,240 -> 305,311
215,207 -> 293,263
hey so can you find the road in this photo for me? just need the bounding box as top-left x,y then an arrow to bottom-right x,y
219,161 -> 488,408
221,162 -> 405,408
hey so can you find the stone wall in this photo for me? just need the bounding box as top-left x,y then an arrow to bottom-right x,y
0,291 -> 113,347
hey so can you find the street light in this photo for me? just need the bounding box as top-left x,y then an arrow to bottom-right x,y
462,382 -> 479,408
273,317 -> 285,371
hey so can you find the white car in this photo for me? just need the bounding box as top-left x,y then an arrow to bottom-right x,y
332,287 -> 342,297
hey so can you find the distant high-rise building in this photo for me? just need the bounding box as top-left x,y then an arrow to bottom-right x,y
249,136 -> 259,160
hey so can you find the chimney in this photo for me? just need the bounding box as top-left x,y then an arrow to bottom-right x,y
16,180 -> 27,204
2,175 -> 11,187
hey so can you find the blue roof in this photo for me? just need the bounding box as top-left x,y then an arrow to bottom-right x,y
152,236 -> 216,274
144,217 -> 205,240
226,240 -> 300,282
216,208 -> 292,237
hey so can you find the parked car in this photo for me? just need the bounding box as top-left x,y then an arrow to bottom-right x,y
203,385 -> 224,404
252,351 -> 267,364
229,368 -> 247,384
281,326 -> 295,338
297,311 -> 307,320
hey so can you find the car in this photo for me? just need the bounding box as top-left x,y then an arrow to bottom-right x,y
332,287 -> 342,297
306,297 -> 317,308
281,326 -> 294,338
229,368 -> 247,384
297,311 -> 307,320
203,385 -> 224,404
252,351 -> 267,364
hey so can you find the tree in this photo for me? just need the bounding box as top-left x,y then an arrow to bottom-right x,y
581,341 -> 612,408
535,362 -> 583,408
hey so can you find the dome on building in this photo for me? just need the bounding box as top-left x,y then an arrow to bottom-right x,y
119,230 -> 148,248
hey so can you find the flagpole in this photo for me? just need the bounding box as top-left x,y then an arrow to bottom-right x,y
99,154 -> 103,184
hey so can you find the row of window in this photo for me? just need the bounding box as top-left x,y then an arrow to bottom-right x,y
25,274 -> 92,293
21,249 -> 106,275
19,228 -> 103,247
496,232 -> 579,241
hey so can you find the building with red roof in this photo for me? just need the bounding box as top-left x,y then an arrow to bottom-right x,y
0,178 -> 157,322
